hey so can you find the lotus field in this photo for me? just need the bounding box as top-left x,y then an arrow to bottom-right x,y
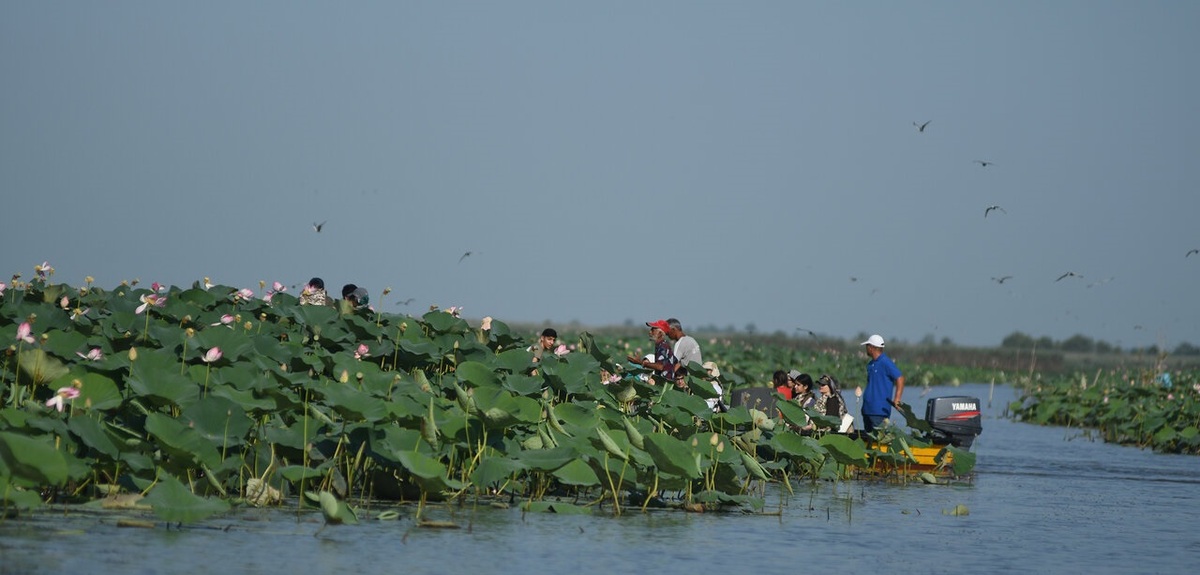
3,267 -> 978,522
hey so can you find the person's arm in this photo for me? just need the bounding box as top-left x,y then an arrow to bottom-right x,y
893,375 -> 906,406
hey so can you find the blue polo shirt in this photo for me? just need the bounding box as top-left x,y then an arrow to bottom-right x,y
863,352 -> 902,417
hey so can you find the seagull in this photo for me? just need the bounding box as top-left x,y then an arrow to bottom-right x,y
913,120 -> 931,132
1187,249 -> 1199,257
458,251 -> 473,264
796,327 -> 818,339
396,297 -> 415,306
991,275 -> 1012,284
984,205 -> 1007,217
1056,271 -> 1082,282
312,220 -> 326,233
974,160 -> 994,167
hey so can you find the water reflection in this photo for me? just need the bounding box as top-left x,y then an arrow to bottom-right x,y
2,383 -> 1197,574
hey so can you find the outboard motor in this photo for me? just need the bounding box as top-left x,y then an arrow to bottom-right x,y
925,396 -> 982,448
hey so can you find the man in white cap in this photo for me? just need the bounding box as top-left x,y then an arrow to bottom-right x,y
860,334 -> 905,436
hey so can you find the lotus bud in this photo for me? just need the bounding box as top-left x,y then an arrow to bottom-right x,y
710,433 -> 719,446
85,276 -> 94,285
339,370 -> 349,383
716,441 -> 725,453
185,327 -> 195,337
691,437 -> 699,447
60,296 -> 70,309
129,347 -> 138,361
259,280 -> 266,289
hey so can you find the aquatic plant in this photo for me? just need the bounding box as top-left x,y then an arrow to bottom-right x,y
0,265 -> 969,522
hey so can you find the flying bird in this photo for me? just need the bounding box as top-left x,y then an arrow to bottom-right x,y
913,120 -> 931,132
991,276 -> 1012,284
1056,271 -> 1082,282
974,160 -> 994,167
458,251 -> 474,264
396,297 -> 415,306
312,220 -> 326,233
984,205 -> 1007,217
1187,249 -> 1199,257
796,327 -> 818,339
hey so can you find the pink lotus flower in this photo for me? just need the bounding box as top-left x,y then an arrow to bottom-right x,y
263,291 -> 275,303
0,281 -> 7,296
272,281 -> 285,293
60,296 -> 70,309
1167,393 -> 1175,401
16,322 -> 34,344
135,293 -> 165,314
202,347 -> 223,363
211,314 -> 235,327
45,386 -> 80,412
76,348 -> 104,361
481,316 -> 493,331
354,344 -> 369,359
554,344 -> 569,356
236,288 -> 254,300
151,282 -> 165,293
35,261 -> 54,278
446,306 -> 462,317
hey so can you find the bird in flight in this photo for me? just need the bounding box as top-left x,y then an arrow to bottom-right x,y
984,205 -> 1007,218
1056,271 -> 1082,282
796,327 -> 818,339
1187,249 -> 1199,257
458,251 -> 474,264
974,160 -> 994,167
991,275 -> 1013,284
913,120 -> 931,132
396,297 -> 415,306
849,276 -> 858,283
312,221 -> 326,233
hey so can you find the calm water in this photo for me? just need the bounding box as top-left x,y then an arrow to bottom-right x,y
3,383 -> 1198,575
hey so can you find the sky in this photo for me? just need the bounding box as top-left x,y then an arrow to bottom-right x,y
3,1 -> 1198,350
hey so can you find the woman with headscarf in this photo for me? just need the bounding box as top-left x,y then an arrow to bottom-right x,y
814,374 -> 852,432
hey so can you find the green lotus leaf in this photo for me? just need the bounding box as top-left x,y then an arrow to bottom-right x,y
180,396 -> 254,447
456,360 -> 499,388
494,348 -> 535,374
818,433 -> 867,466
0,431 -> 69,486
279,465 -> 326,483
144,472 -> 230,524
0,476 -> 45,509
502,373 -> 545,396
70,372 -> 123,411
318,490 -> 359,524
511,445 -> 579,472
128,348 -> 200,407
38,329 -> 88,361
643,432 -> 701,479
943,445 -> 976,475
312,382 -> 390,422
421,310 -> 468,334
552,458 -> 601,486
395,450 -> 465,492
144,413 -> 221,469
66,415 -> 122,459
192,328 -> 255,362
470,455 -> 527,488
553,402 -> 599,429
17,349 -> 70,385
770,430 -> 825,464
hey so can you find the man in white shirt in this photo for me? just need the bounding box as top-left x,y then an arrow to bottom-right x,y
666,318 -> 703,371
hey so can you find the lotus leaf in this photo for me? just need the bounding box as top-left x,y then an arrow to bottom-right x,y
553,458 -> 601,486
144,473 -> 230,523
642,432 -> 701,479
0,431 -> 69,486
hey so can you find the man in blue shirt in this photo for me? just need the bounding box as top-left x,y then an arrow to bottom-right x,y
860,334 -> 905,436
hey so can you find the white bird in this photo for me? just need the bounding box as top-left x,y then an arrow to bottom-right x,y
984,205 -> 1006,218
313,221 -> 326,233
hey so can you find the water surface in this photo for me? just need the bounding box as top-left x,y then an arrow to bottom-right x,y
2,383 -> 1197,574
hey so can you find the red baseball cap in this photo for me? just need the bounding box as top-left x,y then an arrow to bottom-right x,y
646,320 -> 670,332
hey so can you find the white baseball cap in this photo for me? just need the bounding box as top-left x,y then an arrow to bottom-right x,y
861,334 -> 885,348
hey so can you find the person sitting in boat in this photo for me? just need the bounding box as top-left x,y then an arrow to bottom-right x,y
774,370 -> 793,400
814,374 -> 853,433
793,373 -> 816,409
299,277 -> 331,306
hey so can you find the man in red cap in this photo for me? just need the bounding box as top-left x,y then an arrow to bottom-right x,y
626,319 -> 678,382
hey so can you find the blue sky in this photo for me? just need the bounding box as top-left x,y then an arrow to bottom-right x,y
3,2 -> 1198,349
